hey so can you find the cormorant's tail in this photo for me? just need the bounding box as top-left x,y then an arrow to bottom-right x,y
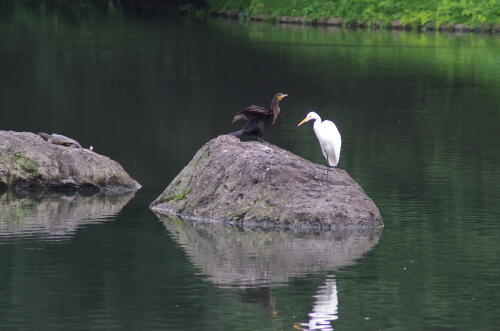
232,114 -> 246,123
229,130 -> 244,138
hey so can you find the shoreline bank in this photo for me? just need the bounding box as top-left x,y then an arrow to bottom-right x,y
5,0 -> 499,34
211,11 -> 500,34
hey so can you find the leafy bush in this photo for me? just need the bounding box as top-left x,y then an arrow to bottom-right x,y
206,0 -> 500,27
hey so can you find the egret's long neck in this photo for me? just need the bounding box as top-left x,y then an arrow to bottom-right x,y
312,115 -> 322,129
311,116 -> 322,139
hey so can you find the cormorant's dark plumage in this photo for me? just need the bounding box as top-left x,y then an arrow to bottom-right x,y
229,92 -> 288,142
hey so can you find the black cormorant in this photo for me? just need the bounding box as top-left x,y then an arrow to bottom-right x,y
229,92 -> 288,142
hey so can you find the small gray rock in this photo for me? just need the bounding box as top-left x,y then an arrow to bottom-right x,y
278,16 -> 303,24
0,130 -> 141,193
326,17 -> 343,26
250,14 -> 267,21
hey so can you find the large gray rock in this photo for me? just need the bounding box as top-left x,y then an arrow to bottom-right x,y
150,135 -> 382,229
0,130 -> 141,193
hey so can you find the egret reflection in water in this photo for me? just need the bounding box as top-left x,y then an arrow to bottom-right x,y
0,192 -> 135,241
300,275 -> 338,331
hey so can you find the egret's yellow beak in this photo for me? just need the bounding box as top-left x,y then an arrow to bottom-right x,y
297,117 -> 309,126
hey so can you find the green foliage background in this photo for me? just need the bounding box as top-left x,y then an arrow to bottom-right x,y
206,0 -> 500,27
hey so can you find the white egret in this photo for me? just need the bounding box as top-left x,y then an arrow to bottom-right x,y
298,111 -> 342,179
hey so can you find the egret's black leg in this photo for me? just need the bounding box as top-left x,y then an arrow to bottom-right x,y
325,155 -> 329,182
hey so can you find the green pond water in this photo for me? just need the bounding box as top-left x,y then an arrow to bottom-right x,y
0,2 -> 499,330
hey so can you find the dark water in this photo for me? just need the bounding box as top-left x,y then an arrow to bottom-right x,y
1,3 -> 500,330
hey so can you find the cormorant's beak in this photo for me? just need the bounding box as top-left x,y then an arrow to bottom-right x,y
297,117 -> 308,126
279,94 -> 288,100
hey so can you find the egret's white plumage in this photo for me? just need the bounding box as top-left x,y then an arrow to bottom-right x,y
298,111 -> 342,167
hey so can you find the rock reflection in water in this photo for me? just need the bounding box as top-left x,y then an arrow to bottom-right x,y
0,192 -> 134,240
160,216 -> 381,288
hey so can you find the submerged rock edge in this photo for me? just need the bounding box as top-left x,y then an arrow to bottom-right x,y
152,206 -> 383,232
